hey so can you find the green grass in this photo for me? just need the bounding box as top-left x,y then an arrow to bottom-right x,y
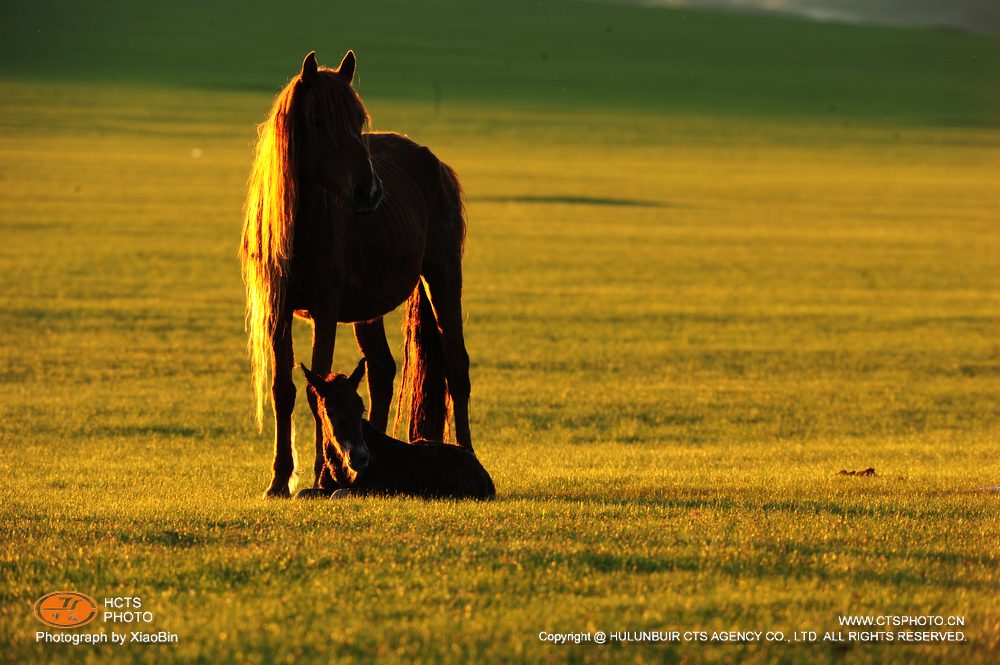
1,1 -> 999,663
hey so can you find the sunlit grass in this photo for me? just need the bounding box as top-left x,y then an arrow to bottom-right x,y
1,1 -> 999,651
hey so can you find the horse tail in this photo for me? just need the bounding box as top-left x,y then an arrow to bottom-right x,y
239,81 -> 299,429
393,160 -> 466,442
393,280 -> 449,442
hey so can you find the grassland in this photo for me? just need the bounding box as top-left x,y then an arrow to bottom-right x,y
1,1 -> 998,663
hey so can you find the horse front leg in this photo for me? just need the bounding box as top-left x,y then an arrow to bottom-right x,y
265,315 -> 296,498
308,314 -> 338,487
354,318 -> 396,432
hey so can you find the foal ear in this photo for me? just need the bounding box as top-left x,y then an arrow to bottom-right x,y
336,50 -> 356,84
347,358 -> 366,389
300,51 -> 318,84
299,363 -> 325,390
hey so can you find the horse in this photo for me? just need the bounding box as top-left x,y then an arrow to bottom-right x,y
296,360 -> 495,500
241,51 -> 473,498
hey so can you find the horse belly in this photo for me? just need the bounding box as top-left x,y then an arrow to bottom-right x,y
337,270 -> 421,323
338,223 -> 424,322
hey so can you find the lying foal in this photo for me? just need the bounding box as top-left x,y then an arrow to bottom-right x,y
296,360 -> 495,500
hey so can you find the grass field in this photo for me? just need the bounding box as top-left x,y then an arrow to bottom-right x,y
1,1 -> 999,663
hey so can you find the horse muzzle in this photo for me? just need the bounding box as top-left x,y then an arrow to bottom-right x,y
350,175 -> 383,215
347,447 -> 370,471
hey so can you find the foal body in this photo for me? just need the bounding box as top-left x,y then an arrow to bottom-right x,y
298,362 -> 495,500
314,420 -> 496,500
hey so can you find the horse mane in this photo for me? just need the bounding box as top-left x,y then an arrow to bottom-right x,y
240,77 -> 299,428
240,69 -> 372,428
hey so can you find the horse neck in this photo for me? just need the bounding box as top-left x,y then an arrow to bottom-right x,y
292,182 -> 344,257
293,180 -> 329,228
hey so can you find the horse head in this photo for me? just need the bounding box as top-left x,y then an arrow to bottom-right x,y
300,359 -> 370,473
294,51 -> 383,214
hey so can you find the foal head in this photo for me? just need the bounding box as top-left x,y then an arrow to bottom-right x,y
300,359 -> 370,472
294,51 -> 383,214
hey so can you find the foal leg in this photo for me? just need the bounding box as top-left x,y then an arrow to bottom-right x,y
353,318 -> 396,432
294,487 -> 333,500
420,271 -> 473,451
308,315 -> 338,487
265,315 -> 296,498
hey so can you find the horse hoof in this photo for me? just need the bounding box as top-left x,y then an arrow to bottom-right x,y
263,485 -> 291,499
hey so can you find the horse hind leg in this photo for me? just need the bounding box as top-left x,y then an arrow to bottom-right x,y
420,268 -> 473,452
353,318 -> 396,432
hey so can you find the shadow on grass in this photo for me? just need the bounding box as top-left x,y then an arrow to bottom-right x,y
474,195 -> 670,208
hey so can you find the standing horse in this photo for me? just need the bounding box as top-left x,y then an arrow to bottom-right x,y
240,51 -> 473,498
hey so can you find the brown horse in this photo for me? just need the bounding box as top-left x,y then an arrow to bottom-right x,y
241,51 -> 473,498
296,360 -> 495,500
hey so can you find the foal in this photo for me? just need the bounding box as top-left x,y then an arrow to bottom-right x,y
297,360 -> 495,500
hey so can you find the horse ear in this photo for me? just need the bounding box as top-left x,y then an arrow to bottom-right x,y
301,51 -> 318,83
347,358 -> 366,389
336,50 -> 356,84
299,363 -> 324,390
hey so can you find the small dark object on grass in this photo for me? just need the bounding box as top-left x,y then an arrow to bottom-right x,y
296,359 -> 496,500
839,467 -> 877,477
